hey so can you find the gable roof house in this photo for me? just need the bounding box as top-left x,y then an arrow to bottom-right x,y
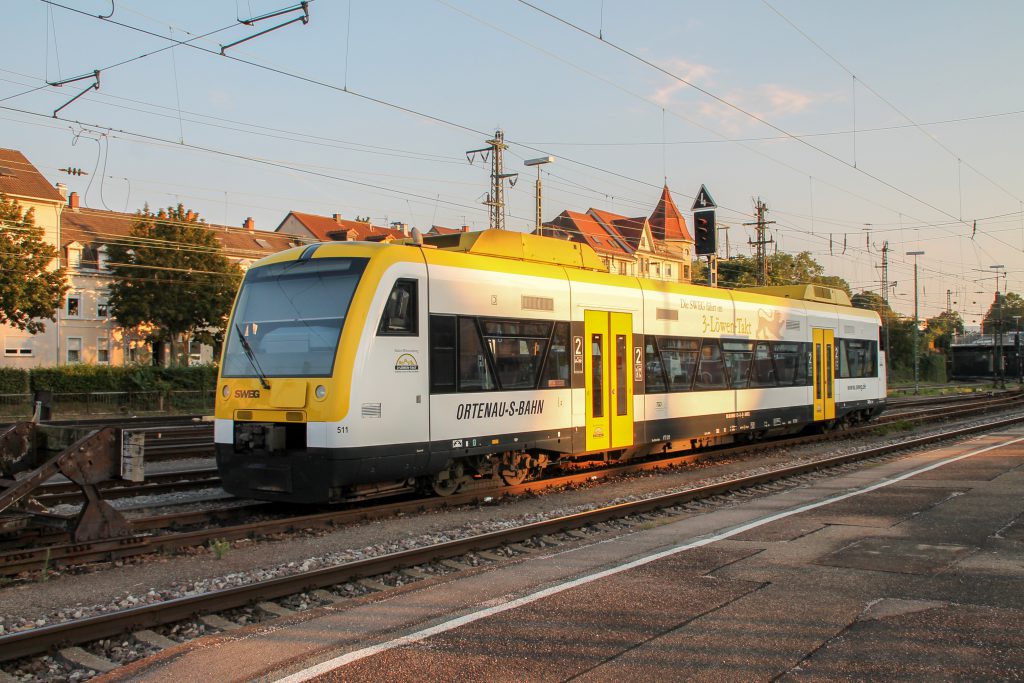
275,211 -> 407,243
541,185 -> 695,283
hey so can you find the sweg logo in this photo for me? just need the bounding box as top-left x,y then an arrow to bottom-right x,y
234,389 -> 261,399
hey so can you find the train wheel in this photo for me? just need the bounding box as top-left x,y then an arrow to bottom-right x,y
429,461 -> 465,496
500,467 -> 528,486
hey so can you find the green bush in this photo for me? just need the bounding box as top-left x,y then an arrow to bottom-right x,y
29,364 -> 217,393
0,368 -> 29,394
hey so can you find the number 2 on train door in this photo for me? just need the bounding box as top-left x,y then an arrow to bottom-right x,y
584,310 -> 634,451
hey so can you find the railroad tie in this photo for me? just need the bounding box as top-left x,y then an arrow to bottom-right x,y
356,578 -> 392,592
310,589 -> 346,604
257,601 -> 295,618
199,614 -> 242,631
133,629 -> 178,650
57,647 -> 118,674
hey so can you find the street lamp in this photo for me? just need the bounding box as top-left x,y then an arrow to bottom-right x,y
907,251 -> 924,394
524,156 -> 555,234
991,265 -> 1006,388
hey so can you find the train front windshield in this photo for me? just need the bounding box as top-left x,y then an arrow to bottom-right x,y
221,257 -> 369,378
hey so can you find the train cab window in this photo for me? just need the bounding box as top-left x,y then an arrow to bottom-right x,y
429,315 -> 457,392
750,342 -> 777,387
378,279 -> 418,335
540,321 -> 571,388
694,339 -> 728,390
458,318 -> 496,391
644,338 -> 667,393
657,337 -> 699,391
721,340 -> 754,389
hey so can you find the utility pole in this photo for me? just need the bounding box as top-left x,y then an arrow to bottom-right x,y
466,130 -> 518,230
744,198 -> 775,285
907,250 -> 925,395
880,241 -> 891,379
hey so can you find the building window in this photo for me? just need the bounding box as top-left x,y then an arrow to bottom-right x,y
67,337 -> 82,364
666,264 -> 672,278
97,298 -> 110,318
66,294 -> 82,318
683,264 -> 691,281
4,337 -> 33,358
97,337 -> 110,364
97,245 -> 110,270
67,245 -> 82,269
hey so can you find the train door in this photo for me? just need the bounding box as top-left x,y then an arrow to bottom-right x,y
584,310 -> 634,451
812,328 -> 836,421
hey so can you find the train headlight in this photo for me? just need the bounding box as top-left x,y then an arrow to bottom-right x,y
315,385 -> 327,400
221,385 -> 229,398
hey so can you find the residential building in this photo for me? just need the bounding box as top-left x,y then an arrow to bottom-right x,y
0,148 -> 301,367
541,185 -> 695,283
275,211 -> 407,242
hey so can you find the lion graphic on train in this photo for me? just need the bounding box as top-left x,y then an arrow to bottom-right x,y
756,309 -> 785,340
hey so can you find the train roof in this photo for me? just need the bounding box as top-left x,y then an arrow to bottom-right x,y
409,229 -> 608,271
739,284 -> 852,307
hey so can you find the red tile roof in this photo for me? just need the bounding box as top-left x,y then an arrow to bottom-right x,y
547,210 -> 632,256
61,206 -> 302,260
280,211 -> 404,242
0,148 -> 65,203
649,185 -> 692,242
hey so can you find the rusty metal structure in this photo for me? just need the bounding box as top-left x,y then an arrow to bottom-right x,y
0,422 -> 143,541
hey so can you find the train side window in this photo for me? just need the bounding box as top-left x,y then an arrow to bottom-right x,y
540,321 -> 571,388
721,340 -> 754,389
771,341 -> 801,385
458,318 -> 496,392
838,339 -> 878,378
378,279 -> 418,335
591,333 -> 604,417
429,315 -> 456,393
694,339 -> 728,390
658,337 -> 699,392
644,337 -> 667,393
480,319 -> 552,390
750,341 -> 777,387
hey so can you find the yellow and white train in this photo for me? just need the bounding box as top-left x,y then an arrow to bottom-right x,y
215,230 -> 885,502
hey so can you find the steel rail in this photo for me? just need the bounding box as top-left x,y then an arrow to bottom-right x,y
0,395 -> 1019,576
1,413 -> 1023,662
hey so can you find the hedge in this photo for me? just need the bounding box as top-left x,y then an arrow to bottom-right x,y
28,365 -> 218,393
0,367 -> 29,394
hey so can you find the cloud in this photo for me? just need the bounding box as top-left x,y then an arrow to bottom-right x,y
759,84 -> 813,115
650,59 -> 714,106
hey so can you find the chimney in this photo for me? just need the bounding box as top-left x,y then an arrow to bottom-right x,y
461,225 -> 470,233
243,217 -> 255,232
56,183 -> 68,200
69,192 -> 80,211
185,210 -> 196,222
391,221 -> 409,236
333,213 -> 343,224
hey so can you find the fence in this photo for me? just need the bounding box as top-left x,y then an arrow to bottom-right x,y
0,389 -> 215,421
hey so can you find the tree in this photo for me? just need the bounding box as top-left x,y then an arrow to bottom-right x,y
925,310 -> 965,352
716,251 -> 851,293
0,194 -> 69,333
981,292 -> 1024,336
851,291 -> 896,321
105,204 -> 242,366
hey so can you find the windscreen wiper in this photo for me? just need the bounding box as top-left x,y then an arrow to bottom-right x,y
235,323 -> 270,389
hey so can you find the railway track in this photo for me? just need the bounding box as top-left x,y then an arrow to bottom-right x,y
0,391 -> 1020,577
1,410 -> 1022,669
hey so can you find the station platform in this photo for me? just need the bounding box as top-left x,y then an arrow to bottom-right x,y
103,427 -> 1024,682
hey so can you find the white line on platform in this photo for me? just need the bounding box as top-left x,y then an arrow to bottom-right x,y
276,433 -> 1024,682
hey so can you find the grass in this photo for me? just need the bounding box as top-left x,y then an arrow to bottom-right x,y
872,419 -> 915,436
208,538 -> 231,560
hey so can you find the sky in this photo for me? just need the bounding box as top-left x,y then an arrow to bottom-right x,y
3,0 -> 1024,328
